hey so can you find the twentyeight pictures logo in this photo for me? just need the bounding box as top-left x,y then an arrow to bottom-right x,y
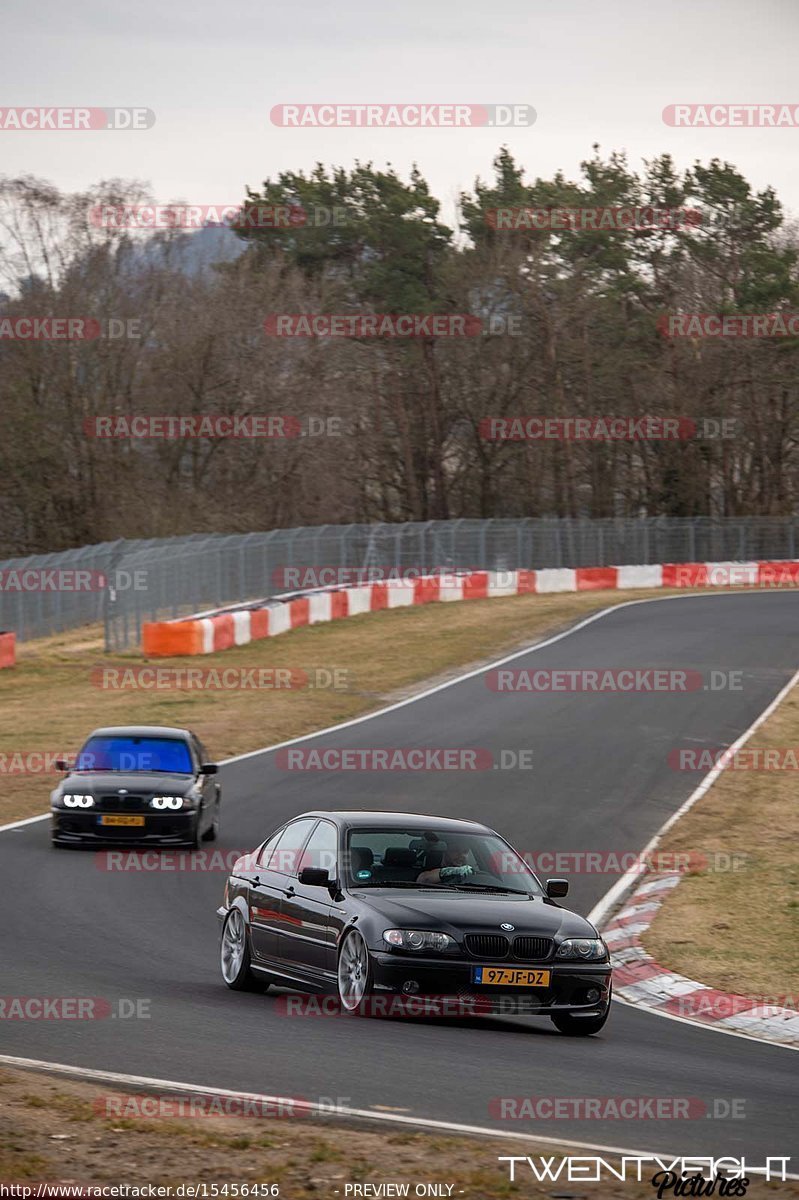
270,104 -> 536,127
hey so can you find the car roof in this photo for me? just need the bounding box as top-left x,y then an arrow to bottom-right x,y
295,810 -> 492,835
84,726 -> 193,740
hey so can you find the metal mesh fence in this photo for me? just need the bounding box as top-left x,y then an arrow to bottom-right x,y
1,517 -> 798,651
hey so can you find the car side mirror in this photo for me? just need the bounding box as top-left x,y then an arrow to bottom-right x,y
200,763 -> 218,775
55,758 -> 71,772
299,867 -> 330,888
546,878 -> 569,898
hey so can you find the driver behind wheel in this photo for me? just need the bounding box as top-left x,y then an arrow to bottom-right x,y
416,835 -> 476,885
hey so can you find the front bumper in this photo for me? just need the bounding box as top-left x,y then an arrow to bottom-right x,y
369,951 -> 611,1016
51,809 -> 198,845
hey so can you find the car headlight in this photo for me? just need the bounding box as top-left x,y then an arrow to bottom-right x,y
383,929 -> 456,953
555,938 -> 607,961
151,796 -> 185,810
62,794 -> 95,808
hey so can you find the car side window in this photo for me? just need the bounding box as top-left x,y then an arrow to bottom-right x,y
187,736 -> 201,772
257,829 -> 285,869
268,818 -> 317,877
299,820 -> 338,878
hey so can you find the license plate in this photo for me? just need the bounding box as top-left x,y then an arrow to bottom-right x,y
99,815 -> 146,827
472,967 -> 551,987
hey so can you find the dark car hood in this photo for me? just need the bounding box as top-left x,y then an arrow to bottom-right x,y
352,889 -> 597,938
55,771 -> 194,795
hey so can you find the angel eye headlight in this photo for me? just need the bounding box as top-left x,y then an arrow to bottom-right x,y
383,929 -> 456,953
555,938 -> 607,960
63,794 -> 94,808
151,796 -> 184,810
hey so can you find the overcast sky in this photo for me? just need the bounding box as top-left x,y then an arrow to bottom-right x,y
3,0 -> 798,226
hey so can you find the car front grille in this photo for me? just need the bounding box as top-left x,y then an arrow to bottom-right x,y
98,794 -> 151,813
463,934 -> 554,960
464,934 -> 509,959
512,936 -> 553,960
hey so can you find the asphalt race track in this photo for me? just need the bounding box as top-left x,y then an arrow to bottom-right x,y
2,592 -> 797,1161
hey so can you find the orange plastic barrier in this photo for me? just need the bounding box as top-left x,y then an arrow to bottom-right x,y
142,620 -> 204,657
0,631 -> 15,668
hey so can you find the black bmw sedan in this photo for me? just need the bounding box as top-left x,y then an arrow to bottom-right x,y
218,810 -> 612,1035
51,725 -> 220,847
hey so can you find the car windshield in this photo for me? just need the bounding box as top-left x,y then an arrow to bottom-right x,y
345,828 -> 543,896
75,735 -> 193,775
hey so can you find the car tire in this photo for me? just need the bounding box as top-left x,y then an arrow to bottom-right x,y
551,1002 -> 611,1037
337,929 -> 374,1016
202,800 -> 220,842
220,909 -> 264,992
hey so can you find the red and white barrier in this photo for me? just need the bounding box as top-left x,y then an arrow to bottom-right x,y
141,560 -> 799,658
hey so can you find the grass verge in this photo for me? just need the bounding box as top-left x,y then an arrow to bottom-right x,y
641,683 -> 799,998
2,1067 -> 798,1196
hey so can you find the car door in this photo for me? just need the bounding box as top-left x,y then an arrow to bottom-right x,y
191,733 -> 213,832
249,825 -> 311,964
250,818 -> 316,965
274,819 -> 340,978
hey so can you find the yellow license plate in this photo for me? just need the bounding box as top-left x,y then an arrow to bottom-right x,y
99,815 -> 146,827
472,967 -> 551,987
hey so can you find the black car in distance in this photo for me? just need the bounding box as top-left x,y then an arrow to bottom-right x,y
51,725 -> 220,847
219,810 -> 612,1035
